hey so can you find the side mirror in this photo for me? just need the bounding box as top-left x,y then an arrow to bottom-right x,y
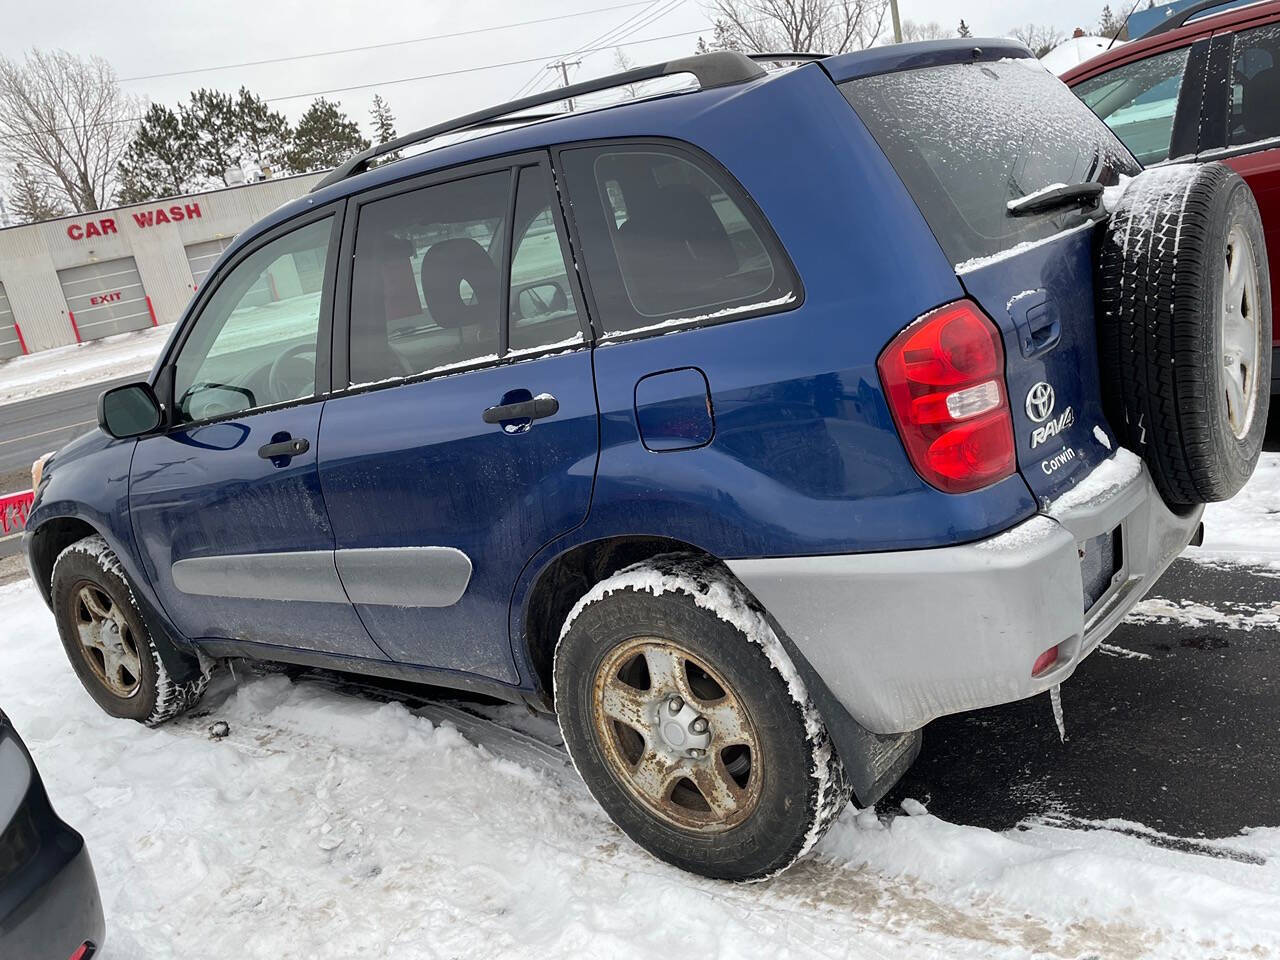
98,382 -> 163,439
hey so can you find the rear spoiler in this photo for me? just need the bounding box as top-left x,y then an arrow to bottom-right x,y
820,37 -> 1034,84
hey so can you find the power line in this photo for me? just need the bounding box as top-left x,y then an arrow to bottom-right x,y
0,24 -> 718,143
118,1 -> 657,83
512,0 -> 684,100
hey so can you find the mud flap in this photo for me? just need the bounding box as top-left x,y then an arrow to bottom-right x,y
759,607 -> 921,805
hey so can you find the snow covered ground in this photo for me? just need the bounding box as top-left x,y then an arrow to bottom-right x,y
1199,451 -> 1280,566
0,324 -> 172,407
2,579 -> 1278,959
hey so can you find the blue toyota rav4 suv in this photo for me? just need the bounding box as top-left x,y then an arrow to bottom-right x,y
24,42 -> 1272,881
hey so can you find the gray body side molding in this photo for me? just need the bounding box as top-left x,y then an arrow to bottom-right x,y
172,547 -> 472,607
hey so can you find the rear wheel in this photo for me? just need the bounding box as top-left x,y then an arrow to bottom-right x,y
1098,162 -> 1272,504
51,535 -> 209,725
554,556 -> 847,881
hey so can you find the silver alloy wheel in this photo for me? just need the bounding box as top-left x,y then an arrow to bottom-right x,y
1222,223 -> 1262,440
73,583 -> 143,698
591,636 -> 762,832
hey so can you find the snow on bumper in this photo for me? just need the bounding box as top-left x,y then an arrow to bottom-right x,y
727,453 -> 1203,735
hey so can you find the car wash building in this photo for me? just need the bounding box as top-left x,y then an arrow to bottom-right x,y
0,172 -> 324,359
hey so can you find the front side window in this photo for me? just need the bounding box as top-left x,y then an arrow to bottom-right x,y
1229,23 -> 1280,148
1075,46 -> 1192,164
173,216 -> 333,424
349,171 -> 509,385
560,144 -> 796,336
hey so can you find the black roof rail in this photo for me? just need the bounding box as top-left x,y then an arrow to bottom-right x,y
311,50 -> 767,192
1143,0 -> 1265,37
743,51 -> 830,63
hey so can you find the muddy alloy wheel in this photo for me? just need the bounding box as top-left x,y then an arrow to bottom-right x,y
591,636 -> 762,832
555,556 -> 848,882
51,534 -> 211,725
71,581 -> 144,698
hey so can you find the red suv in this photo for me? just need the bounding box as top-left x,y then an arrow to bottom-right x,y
1063,0 -> 1280,397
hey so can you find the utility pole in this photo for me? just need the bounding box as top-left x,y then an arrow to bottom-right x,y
548,59 -> 582,110
890,0 -> 902,42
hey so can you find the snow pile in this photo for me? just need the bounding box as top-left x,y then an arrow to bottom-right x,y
0,324 -> 173,406
2,579 -> 1278,958
1197,452 -> 1280,566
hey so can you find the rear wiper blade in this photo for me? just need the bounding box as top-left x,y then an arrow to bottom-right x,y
1007,181 -> 1105,217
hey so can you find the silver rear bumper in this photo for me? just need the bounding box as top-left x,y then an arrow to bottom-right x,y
728,455 -> 1202,735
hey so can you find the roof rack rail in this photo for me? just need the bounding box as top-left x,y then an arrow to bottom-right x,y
312,50 -> 767,192
743,52 -> 830,63
1143,0 -> 1262,37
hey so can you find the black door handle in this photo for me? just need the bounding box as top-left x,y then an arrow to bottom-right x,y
258,437 -> 310,460
482,394 -> 559,424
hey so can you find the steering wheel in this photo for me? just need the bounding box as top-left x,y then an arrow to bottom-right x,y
267,343 -> 317,403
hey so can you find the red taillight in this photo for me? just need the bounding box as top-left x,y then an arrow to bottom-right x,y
1031,644 -> 1060,677
877,300 -> 1016,494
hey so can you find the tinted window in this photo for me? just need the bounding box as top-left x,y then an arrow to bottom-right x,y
843,59 -> 1139,268
560,144 -> 796,335
509,165 -> 583,353
1229,23 -> 1280,147
349,171 -> 508,385
173,216 -> 332,424
1075,46 -> 1192,164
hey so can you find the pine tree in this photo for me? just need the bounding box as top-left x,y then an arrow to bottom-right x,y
185,89 -> 243,185
116,103 -> 199,203
286,98 -> 370,173
232,87 -> 292,177
958,19 -> 972,37
695,19 -> 742,53
369,94 -> 397,145
7,162 -> 66,223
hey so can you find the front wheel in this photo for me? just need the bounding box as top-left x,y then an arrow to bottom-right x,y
51,535 -> 209,725
554,556 -> 847,881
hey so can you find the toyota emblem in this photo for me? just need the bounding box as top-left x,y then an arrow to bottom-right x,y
1025,382 -> 1055,423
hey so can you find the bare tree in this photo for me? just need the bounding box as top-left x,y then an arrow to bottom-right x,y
613,48 -> 642,100
706,0 -> 889,54
0,50 -> 139,212
7,161 -> 66,223
1009,23 -> 1066,58
898,20 -> 950,42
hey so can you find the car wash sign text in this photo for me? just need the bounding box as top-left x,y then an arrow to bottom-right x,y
65,202 -> 203,241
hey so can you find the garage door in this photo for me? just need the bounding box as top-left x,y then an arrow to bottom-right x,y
0,282 -> 22,359
58,258 -> 154,341
185,236 -> 235,291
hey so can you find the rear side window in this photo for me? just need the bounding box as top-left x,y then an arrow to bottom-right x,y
560,143 -> 797,336
1228,23 -> 1280,148
349,171 -> 509,385
1075,46 -> 1192,164
842,59 -> 1140,268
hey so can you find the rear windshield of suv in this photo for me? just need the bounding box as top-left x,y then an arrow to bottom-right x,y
841,58 -> 1140,269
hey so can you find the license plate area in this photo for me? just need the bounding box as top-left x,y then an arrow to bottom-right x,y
1080,525 -> 1122,613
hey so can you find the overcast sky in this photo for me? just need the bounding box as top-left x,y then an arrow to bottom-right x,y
1,0 -> 1127,139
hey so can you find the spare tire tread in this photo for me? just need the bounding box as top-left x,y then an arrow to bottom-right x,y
1097,162 -> 1270,505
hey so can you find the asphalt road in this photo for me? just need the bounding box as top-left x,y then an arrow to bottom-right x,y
0,376 -> 132,477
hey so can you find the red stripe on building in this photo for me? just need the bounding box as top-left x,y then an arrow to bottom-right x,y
0,490 -> 33,536
12,322 -> 27,356
67,310 -> 82,343
146,295 -> 158,326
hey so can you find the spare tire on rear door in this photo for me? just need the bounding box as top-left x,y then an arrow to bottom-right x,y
1098,162 -> 1272,505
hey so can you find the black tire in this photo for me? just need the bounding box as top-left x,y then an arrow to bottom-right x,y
51,535 -> 209,725
1098,162 -> 1272,505
554,555 -> 847,882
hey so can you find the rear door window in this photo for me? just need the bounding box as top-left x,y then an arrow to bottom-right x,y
842,59 -> 1140,268
559,143 -> 797,336
1075,46 -> 1193,164
349,171 -> 509,386
1228,23 -> 1280,148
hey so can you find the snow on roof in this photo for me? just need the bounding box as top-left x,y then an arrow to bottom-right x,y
1042,35 -> 1127,75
